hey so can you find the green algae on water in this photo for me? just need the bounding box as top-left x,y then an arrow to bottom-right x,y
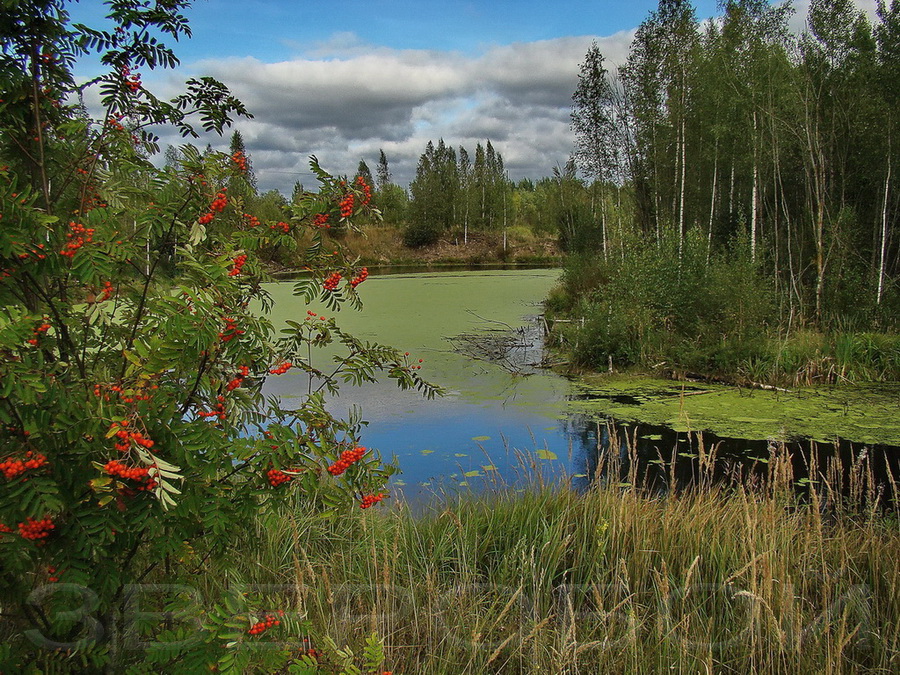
571,374 -> 900,445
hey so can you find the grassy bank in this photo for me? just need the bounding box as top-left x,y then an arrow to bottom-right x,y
269,225 -> 561,269
199,438 -> 899,674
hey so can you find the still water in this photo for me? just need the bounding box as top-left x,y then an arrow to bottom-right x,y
263,269 -> 900,508
263,269 -> 573,504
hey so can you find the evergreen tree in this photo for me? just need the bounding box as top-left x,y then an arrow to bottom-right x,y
572,41 -> 621,184
376,149 -> 392,191
291,180 -> 306,205
458,145 -> 472,242
228,130 -> 256,192
356,159 -> 374,188
164,144 -> 183,168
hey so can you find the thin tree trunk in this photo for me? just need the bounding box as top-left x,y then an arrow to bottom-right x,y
751,111 -> 758,262
707,139 -> 718,264
600,189 -> 608,260
729,162 -> 735,218
877,140 -> 891,306
678,117 -> 686,261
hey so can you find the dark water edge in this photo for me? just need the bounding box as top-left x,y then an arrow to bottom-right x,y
271,261 -> 558,279
261,267 -> 898,512
566,413 -> 900,511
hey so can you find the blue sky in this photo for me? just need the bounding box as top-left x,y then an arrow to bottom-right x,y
72,1 -> 724,59
70,1 -> 878,192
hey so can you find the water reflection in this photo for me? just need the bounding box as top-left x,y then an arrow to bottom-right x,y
261,269 -> 898,511
566,411 -> 900,509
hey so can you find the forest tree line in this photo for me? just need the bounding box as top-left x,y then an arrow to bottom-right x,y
569,0 -> 900,331
177,0 -> 900,341
544,0 -> 900,382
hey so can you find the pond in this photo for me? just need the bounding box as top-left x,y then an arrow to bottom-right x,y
264,269 -> 571,505
263,269 -> 900,508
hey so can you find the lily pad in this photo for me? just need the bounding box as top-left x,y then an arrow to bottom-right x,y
454,453 -> 468,458
536,449 -> 557,460
464,470 -> 482,477
420,449 -> 434,455
472,435 -> 491,442
482,465 -> 497,472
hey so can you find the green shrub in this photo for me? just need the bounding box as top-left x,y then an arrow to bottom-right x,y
402,222 -> 441,248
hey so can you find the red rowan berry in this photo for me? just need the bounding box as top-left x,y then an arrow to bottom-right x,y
350,267 -> 368,288
323,272 -> 341,292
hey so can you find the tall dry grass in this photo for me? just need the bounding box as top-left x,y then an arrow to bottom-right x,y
219,432 -> 899,673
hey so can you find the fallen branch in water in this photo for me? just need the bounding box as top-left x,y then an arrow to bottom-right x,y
748,381 -> 793,393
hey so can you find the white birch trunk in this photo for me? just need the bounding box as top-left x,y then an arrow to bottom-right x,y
877,149 -> 891,305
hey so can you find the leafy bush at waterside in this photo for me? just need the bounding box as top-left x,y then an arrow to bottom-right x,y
548,233 -> 775,375
548,229 -> 900,384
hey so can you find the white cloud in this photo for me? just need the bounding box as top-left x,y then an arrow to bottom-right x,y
789,0 -> 881,33
145,29 -> 635,193
138,1 -> 880,194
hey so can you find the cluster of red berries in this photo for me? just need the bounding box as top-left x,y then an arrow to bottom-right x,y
226,365 -> 250,392
243,213 -> 260,228
16,243 -> 47,261
27,319 -> 51,346
0,451 -> 48,480
198,191 -> 228,224
232,151 -> 247,172
327,446 -> 367,476
99,281 -> 114,302
93,383 -> 155,403
109,420 -> 155,452
360,493 -> 387,509
271,221 -> 290,234
305,310 -> 328,321
339,193 -> 355,218
229,254 -> 247,277
104,460 -> 157,490
0,522 -> 11,534
248,611 -> 284,635
266,467 -> 292,487
323,272 -> 342,292
269,361 -> 293,375
47,565 -> 62,583
355,176 -> 372,206
79,186 -> 108,213
198,395 -> 227,421
210,191 -> 228,212
107,116 -> 125,132
18,516 -> 55,540
61,221 -> 94,258
121,66 -> 141,93
312,213 -> 330,228
219,316 -> 245,342
350,267 -> 369,288
301,648 -> 322,662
